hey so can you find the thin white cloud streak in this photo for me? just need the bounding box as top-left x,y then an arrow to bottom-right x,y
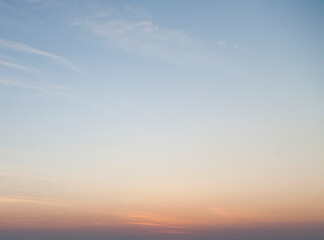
72,17 -> 197,59
0,78 -> 48,92
0,38 -> 79,72
71,15 -> 230,66
73,19 -> 191,46
0,58 -> 37,73
217,40 -> 225,45
0,78 -> 107,111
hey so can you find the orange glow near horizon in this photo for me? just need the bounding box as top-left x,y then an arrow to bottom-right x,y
1,192 -> 324,232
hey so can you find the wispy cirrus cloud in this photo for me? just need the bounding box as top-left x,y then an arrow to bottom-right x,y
0,77 -> 106,111
0,58 -> 37,73
0,38 -> 79,72
0,78 -> 48,92
72,16 -> 197,59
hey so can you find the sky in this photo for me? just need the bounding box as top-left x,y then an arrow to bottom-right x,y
0,0 -> 324,239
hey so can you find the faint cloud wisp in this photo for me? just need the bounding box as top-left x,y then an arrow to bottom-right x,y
0,77 -> 106,111
0,58 -> 37,73
71,15 -> 197,60
0,38 -> 79,72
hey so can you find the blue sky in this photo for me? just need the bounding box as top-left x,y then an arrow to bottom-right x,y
1,0 -> 322,145
0,0 -> 324,239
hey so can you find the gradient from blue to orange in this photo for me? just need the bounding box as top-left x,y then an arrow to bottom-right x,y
0,0 -> 323,239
